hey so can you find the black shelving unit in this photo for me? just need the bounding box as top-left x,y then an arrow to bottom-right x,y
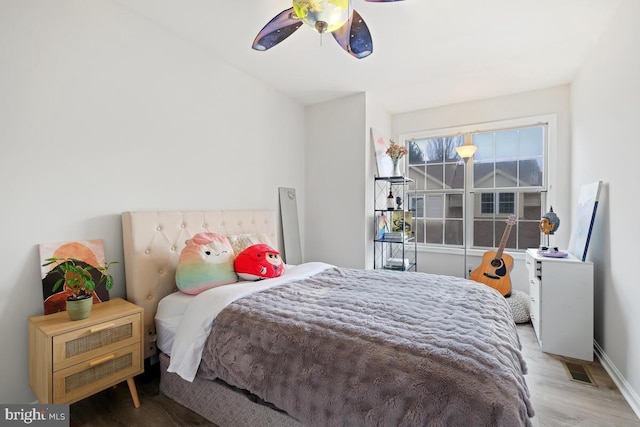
373,176 -> 417,271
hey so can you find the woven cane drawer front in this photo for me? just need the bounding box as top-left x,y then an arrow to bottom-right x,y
52,343 -> 141,404
53,313 -> 141,371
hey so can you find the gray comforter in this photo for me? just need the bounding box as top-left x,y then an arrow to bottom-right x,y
198,267 -> 534,426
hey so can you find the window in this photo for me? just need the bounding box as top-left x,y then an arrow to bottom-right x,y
480,193 -> 494,214
481,192 -> 515,215
406,135 -> 464,246
409,195 -> 424,218
402,117 -> 549,252
499,193 -> 515,214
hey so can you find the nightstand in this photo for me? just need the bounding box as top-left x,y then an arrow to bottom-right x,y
29,298 -> 144,407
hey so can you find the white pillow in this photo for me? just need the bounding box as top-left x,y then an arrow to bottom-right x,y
226,233 -> 274,255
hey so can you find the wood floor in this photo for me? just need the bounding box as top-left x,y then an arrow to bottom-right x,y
70,322 -> 639,426
517,323 -> 639,426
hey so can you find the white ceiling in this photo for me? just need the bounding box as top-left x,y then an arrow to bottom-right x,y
116,0 -> 623,114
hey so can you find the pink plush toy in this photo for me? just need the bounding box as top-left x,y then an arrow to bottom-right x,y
175,232 -> 238,294
234,244 -> 284,281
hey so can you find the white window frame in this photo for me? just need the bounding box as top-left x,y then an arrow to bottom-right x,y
398,114 -> 554,253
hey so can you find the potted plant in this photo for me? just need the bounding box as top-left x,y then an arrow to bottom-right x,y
42,257 -> 117,320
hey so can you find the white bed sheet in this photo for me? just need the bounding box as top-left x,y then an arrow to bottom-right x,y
160,262 -> 334,382
154,264 -> 302,356
155,291 -> 195,355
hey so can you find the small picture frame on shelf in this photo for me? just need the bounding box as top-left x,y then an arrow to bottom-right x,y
376,213 -> 388,240
390,211 -> 412,236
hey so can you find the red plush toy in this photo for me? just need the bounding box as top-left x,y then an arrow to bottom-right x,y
234,244 -> 285,281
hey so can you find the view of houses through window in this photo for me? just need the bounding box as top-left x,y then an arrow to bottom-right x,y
404,120 -> 547,252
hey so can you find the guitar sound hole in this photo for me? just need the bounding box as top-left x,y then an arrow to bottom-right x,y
491,259 -> 503,268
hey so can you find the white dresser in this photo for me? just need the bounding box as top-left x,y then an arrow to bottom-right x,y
525,248 -> 594,361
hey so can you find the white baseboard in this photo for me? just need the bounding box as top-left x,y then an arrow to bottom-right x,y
594,340 -> 640,420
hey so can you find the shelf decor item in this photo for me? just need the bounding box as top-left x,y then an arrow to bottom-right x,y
386,140 -> 407,177
395,196 -> 402,210
391,159 -> 401,177
539,206 -> 560,249
391,211 -> 412,235
40,240 -> 117,320
376,213 -> 387,240
386,189 -> 395,210
538,206 -> 567,257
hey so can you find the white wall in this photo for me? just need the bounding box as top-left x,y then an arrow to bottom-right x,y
391,86 -> 572,292
570,0 -> 640,414
304,93 -> 392,270
0,0 -> 305,404
304,94 -> 368,268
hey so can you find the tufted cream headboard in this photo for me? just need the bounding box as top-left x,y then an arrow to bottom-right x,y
121,210 -> 277,358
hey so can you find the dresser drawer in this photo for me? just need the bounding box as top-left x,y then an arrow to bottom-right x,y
529,278 -> 541,337
53,313 -> 141,371
525,252 -> 534,280
53,342 -> 141,404
525,252 -> 541,281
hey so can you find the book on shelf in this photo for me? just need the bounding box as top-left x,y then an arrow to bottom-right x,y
382,232 -> 407,241
385,257 -> 410,269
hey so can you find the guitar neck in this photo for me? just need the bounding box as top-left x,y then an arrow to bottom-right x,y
494,223 -> 513,261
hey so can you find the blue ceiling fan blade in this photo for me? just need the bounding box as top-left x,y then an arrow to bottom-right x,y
252,8 -> 303,51
332,10 -> 373,59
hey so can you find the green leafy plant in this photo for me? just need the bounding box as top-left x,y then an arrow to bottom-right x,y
42,257 -> 117,301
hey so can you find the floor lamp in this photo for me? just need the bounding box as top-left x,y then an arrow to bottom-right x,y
455,136 -> 477,278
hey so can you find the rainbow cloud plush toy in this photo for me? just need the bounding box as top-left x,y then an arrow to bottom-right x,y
175,232 -> 238,295
234,243 -> 285,281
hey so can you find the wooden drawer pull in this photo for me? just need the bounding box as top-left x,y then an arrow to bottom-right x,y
89,323 -> 116,334
89,354 -> 116,367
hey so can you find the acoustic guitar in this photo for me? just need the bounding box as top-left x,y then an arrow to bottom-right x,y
469,215 -> 517,297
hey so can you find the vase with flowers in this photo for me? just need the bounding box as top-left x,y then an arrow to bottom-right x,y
386,140 -> 408,177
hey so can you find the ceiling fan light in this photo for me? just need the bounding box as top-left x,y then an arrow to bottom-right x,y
253,0 -> 402,58
315,21 -> 329,33
293,0 -> 349,33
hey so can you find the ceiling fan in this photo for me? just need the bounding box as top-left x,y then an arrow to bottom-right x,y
252,0 -> 405,59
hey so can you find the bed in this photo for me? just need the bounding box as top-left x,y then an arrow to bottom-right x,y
122,210 -> 534,427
